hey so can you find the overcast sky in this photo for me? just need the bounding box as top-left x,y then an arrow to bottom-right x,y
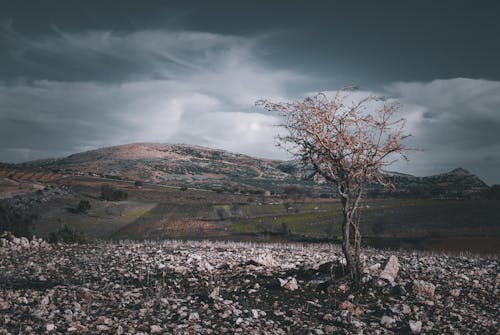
1,1 -> 500,184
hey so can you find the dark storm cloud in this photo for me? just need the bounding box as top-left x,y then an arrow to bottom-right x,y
0,29 -> 298,163
1,1 -> 500,184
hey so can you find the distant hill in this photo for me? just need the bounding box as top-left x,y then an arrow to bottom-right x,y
22,143 -> 490,199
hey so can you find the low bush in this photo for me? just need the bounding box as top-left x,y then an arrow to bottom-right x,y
0,200 -> 37,238
76,200 -> 91,213
101,185 -> 127,201
49,225 -> 86,244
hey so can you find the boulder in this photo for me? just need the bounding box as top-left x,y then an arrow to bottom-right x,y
379,255 -> 399,283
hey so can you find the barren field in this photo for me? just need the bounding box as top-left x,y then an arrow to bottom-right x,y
1,238 -> 498,334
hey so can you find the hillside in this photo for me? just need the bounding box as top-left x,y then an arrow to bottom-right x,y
26,143 -> 302,194
22,143 -> 489,199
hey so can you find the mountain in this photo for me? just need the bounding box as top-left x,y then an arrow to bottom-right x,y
25,143 -> 304,193
22,143 -> 489,199
369,167 -> 489,199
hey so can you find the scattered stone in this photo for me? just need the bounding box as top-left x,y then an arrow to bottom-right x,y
279,277 -> 298,291
150,325 -> 162,333
323,313 -> 334,321
380,315 -> 396,327
189,312 -> 200,321
253,253 -> 275,267
379,255 -> 399,283
413,280 -> 436,299
209,286 -> 220,300
409,320 -> 422,334
0,237 -> 496,334
0,300 -> 10,310
339,300 -> 363,315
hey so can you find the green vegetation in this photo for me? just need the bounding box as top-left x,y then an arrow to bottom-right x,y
0,200 -> 37,238
229,199 -> 500,243
49,225 -> 86,243
76,200 -> 91,213
101,185 -> 128,201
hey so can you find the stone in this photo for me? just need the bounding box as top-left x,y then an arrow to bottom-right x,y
409,320 -> 422,334
450,289 -> 461,297
0,300 -> 10,310
189,312 -> 200,320
323,313 -> 334,321
150,325 -> 163,334
174,266 -> 189,275
379,255 -> 399,282
41,296 -> 50,305
253,253 -> 275,267
380,315 -> 395,327
20,237 -> 30,249
413,280 -> 436,299
339,300 -> 363,315
209,286 -> 220,300
367,263 -> 381,274
279,277 -> 298,291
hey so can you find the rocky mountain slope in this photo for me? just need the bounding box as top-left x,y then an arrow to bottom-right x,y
1,237 -> 498,334
22,143 -> 490,199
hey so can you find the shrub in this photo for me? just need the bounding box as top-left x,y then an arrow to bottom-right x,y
180,186 -> 188,191
101,185 -> 127,201
0,200 -> 37,238
48,225 -> 86,243
76,200 -> 91,213
134,181 -> 143,187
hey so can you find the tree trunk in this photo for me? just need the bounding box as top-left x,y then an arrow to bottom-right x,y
340,195 -> 362,285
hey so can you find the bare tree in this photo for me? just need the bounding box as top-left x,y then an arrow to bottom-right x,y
257,89 -> 409,284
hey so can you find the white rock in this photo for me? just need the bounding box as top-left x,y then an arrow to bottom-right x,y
198,259 -> 214,272
173,266 -> 189,275
281,277 -> 298,291
20,237 -> 30,248
0,300 -> 10,310
46,324 -> 56,331
209,286 -> 220,300
409,320 -> 422,333
413,280 -> 436,299
380,315 -> 395,327
253,253 -> 275,267
189,312 -> 200,320
379,255 -> 399,282
150,325 -> 163,334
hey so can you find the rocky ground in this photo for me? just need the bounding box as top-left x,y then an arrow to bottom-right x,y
0,236 -> 498,334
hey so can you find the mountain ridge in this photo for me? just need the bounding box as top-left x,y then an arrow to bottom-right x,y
16,142 -> 490,199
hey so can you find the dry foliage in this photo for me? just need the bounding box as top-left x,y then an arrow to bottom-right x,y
257,89 -> 410,283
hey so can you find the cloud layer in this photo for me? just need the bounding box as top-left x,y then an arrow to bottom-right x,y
0,29 -> 299,161
1,28 -> 499,184
386,78 -> 500,184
